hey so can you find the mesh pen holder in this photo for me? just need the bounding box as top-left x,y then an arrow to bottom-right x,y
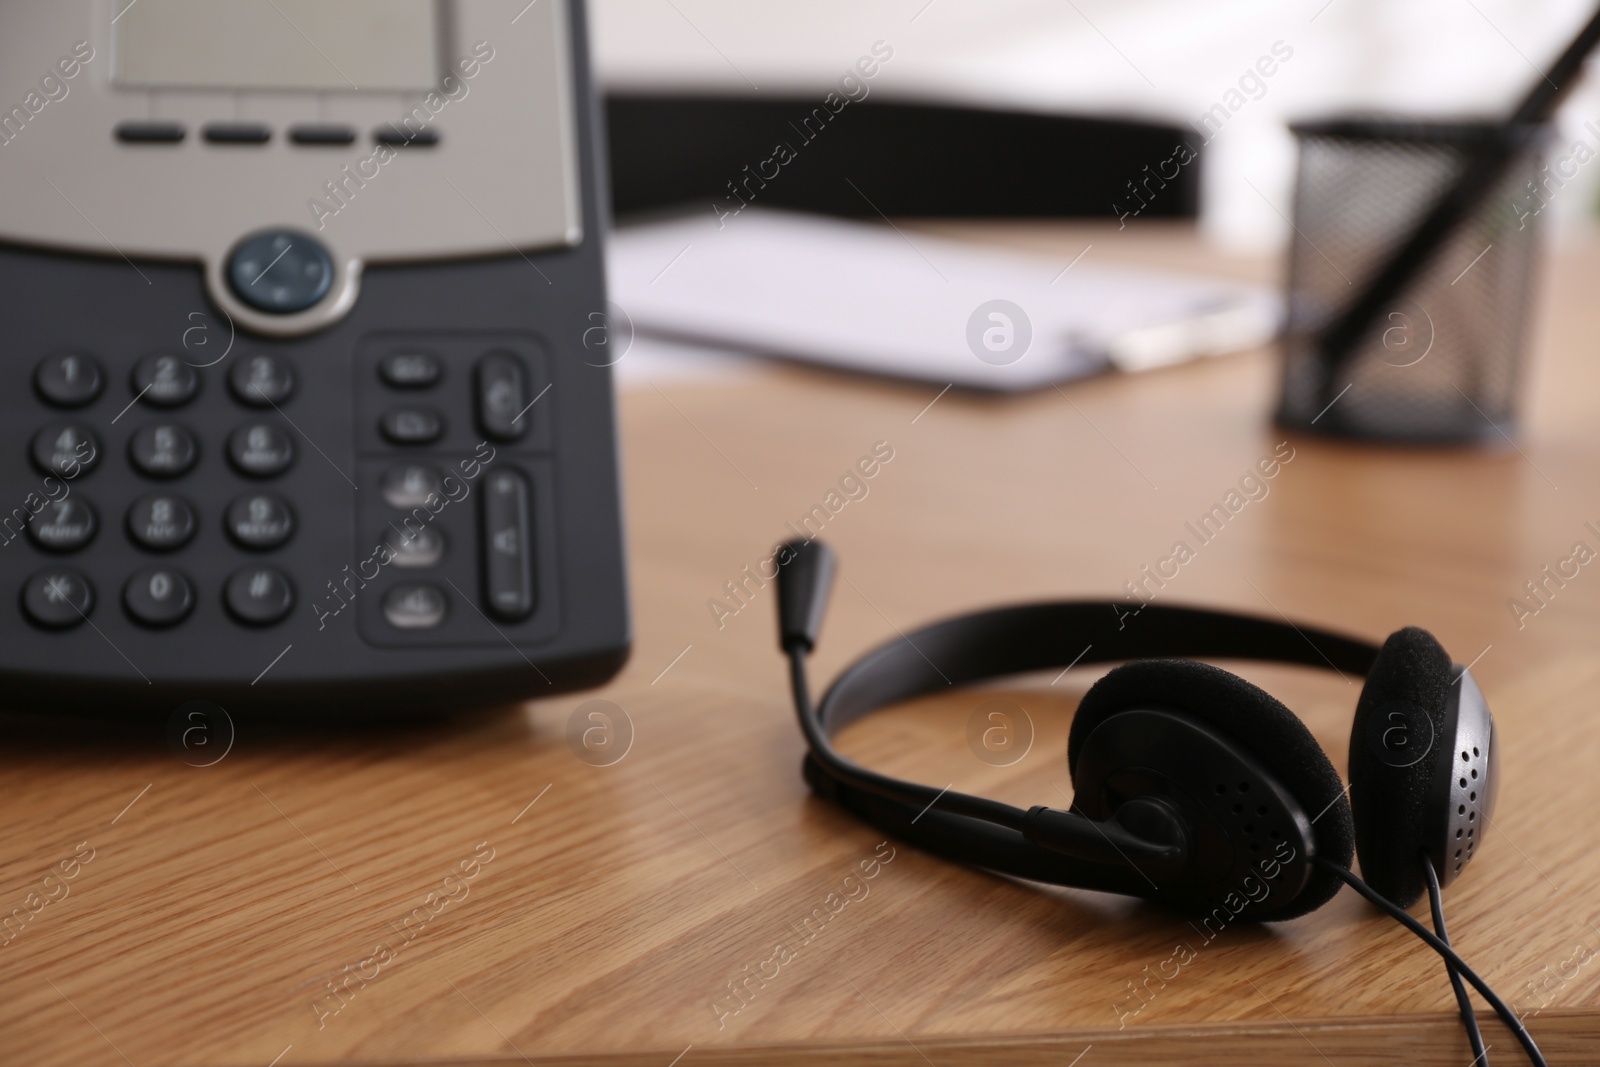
1275,118 -> 1548,443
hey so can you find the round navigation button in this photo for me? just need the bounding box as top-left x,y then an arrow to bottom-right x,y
224,565 -> 294,626
123,567 -> 195,628
28,498 -> 98,553
227,231 -> 333,314
131,353 -> 200,408
229,353 -> 296,407
21,568 -> 94,629
35,352 -> 104,408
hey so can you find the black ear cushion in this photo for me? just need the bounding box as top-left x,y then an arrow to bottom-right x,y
1068,659 -> 1355,920
1347,627 -> 1454,908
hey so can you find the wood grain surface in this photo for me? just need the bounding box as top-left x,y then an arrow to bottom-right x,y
4,221 -> 1600,1066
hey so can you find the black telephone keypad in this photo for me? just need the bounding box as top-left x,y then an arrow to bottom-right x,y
228,354 -> 296,407
383,584 -> 447,629
35,352 -> 104,408
227,423 -> 294,478
131,353 -> 200,408
22,568 -> 93,629
28,499 -> 98,553
475,350 -> 530,441
122,566 -> 194,628
20,348 -> 317,634
224,565 -> 294,626
31,423 -> 100,478
129,423 -> 199,478
379,350 -> 441,389
380,407 -> 445,445
17,331 -> 571,651
126,494 -> 196,552
225,493 -> 294,550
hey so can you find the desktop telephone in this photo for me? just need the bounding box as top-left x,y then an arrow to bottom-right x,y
0,0 -> 629,714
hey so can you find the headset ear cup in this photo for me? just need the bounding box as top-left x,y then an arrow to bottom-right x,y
1348,627 -> 1455,908
1069,659 -> 1354,919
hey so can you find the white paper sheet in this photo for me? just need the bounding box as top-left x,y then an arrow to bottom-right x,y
608,210 -> 1280,392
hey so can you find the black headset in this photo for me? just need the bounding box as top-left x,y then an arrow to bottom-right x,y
775,539 -> 1541,1066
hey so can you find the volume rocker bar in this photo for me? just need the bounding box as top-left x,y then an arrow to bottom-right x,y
480,468 -> 535,622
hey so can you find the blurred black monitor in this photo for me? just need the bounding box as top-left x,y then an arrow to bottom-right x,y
605,94 -> 1203,221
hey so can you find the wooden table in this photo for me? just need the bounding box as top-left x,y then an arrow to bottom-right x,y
6,221 -> 1600,1066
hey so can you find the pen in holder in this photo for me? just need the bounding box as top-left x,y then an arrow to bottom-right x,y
1275,118 -> 1548,443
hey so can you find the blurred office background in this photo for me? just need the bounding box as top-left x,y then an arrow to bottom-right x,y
588,0 -> 1600,245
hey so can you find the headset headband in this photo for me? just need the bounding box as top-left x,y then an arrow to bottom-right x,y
816,601 -> 1380,734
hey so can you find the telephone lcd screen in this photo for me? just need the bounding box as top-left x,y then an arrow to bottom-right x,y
112,0 -> 441,92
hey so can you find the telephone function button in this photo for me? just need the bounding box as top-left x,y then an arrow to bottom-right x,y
384,524 -> 446,569
481,468 -> 534,622
27,499 -> 98,553
225,565 -> 295,626
131,353 -> 200,408
126,494 -> 197,552
381,465 -> 444,508
380,407 -> 444,445
204,122 -> 271,145
227,423 -> 295,478
35,352 -> 104,408
226,493 -> 295,550
31,424 -> 100,478
123,567 -> 195,627
21,568 -> 94,629
289,124 -> 355,146
115,121 -> 186,144
383,584 -> 447,629
229,354 -> 296,407
375,125 -> 438,147
475,350 -> 531,442
129,424 -> 199,478
227,231 -> 333,314
379,350 -> 442,389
